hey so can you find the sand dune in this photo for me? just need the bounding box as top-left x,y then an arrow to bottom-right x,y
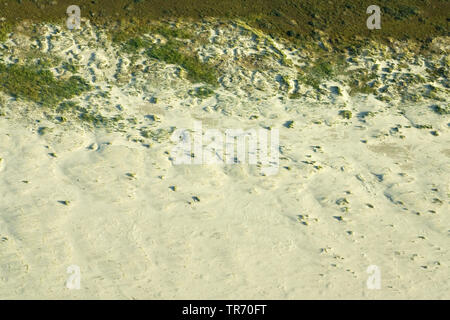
0,19 -> 448,299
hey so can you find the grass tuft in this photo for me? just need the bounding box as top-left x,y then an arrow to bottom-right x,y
147,41 -> 218,86
188,86 -> 215,98
0,23 -> 12,42
339,110 -> 353,119
0,63 -> 91,106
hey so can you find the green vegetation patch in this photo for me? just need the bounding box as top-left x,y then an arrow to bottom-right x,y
111,21 -> 194,44
62,61 -> 79,73
382,5 -> 419,21
0,22 -> 12,42
115,21 -> 216,86
0,1 -> 448,54
430,104 -> 450,115
0,63 -> 91,106
339,110 -> 353,119
147,41 -> 218,86
312,60 -> 334,78
297,56 -> 346,90
289,92 -> 302,99
55,102 -> 123,128
122,37 -> 152,53
188,86 -> 215,98
151,25 -> 194,40
347,68 -> 378,96
79,111 -> 109,127
57,100 -> 80,113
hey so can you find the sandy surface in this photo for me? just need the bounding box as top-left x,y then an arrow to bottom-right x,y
0,20 -> 448,299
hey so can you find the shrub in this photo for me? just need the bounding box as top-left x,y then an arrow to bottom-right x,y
339,110 -> 352,119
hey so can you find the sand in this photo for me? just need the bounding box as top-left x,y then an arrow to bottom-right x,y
0,20 -> 448,299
